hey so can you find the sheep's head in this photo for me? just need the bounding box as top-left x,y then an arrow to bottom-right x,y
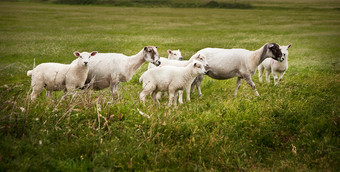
192,61 -> 207,75
73,51 -> 98,67
281,44 -> 292,61
143,46 -> 161,66
191,54 -> 208,68
168,49 -> 183,60
268,43 -> 283,62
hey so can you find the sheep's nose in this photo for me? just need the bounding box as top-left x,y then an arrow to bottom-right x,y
84,62 -> 88,65
179,57 -> 183,60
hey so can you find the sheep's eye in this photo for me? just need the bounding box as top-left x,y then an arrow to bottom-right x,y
79,56 -> 83,58
174,54 -> 177,55
197,66 -> 201,68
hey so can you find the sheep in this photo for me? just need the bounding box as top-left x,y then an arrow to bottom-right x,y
150,53 -> 208,104
71,46 -> 160,100
139,61 -> 207,106
27,51 -> 98,101
192,43 -> 283,97
148,49 -> 183,69
258,44 -> 292,85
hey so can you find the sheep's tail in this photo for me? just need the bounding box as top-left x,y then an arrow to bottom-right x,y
27,70 -> 33,77
27,58 -> 36,77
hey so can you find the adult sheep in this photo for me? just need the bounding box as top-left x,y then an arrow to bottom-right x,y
72,46 -> 160,100
193,43 -> 283,97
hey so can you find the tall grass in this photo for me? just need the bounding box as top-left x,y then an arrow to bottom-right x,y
0,1 -> 339,171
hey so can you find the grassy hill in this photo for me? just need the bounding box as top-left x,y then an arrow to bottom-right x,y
0,1 -> 339,171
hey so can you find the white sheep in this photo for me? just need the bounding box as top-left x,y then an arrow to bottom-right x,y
27,51 -> 98,101
71,46 -> 160,100
193,43 -> 283,97
150,53 -> 208,104
148,49 -> 183,69
139,61 -> 207,106
258,44 -> 291,85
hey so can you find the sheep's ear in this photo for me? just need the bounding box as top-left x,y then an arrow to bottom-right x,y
193,62 -> 197,67
91,51 -> 98,56
168,49 -> 172,54
288,44 -> 292,49
74,52 -> 80,57
144,47 -> 148,51
268,43 -> 275,49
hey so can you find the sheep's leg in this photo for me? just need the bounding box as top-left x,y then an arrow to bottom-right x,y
258,65 -> 264,83
31,89 -> 41,102
168,89 -> 176,106
191,75 -> 204,97
66,84 -> 78,101
31,84 -> 44,101
140,89 -> 150,104
265,69 -> 271,83
244,76 -> 260,96
139,84 -> 155,103
273,72 -> 279,85
174,90 -> 179,106
151,91 -> 160,106
190,81 -> 196,94
276,71 -> 285,85
196,83 -> 202,97
234,77 -> 242,97
109,82 -> 120,101
178,90 -> 184,104
46,91 -> 52,99
196,75 -> 204,97
156,92 -> 162,100
186,86 -> 191,102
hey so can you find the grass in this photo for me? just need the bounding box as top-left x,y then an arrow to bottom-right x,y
0,1 -> 339,171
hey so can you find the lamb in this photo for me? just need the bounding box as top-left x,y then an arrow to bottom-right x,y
147,49 -> 183,69
150,53 -> 208,104
192,43 -> 283,97
27,51 -> 98,101
258,44 -> 292,85
139,61 -> 207,106
71,46 -> 160,100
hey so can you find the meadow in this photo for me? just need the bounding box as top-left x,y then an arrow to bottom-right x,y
0,1 -> 339,170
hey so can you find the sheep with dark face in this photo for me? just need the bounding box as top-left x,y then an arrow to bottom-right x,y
258,44 -> 292,85
192,43 -> 283,97
72,46 -> 160,100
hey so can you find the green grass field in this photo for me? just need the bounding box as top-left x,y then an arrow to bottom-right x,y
0,1 -> 339,171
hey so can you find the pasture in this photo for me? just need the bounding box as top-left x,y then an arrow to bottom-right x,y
0,1 -> 339,170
